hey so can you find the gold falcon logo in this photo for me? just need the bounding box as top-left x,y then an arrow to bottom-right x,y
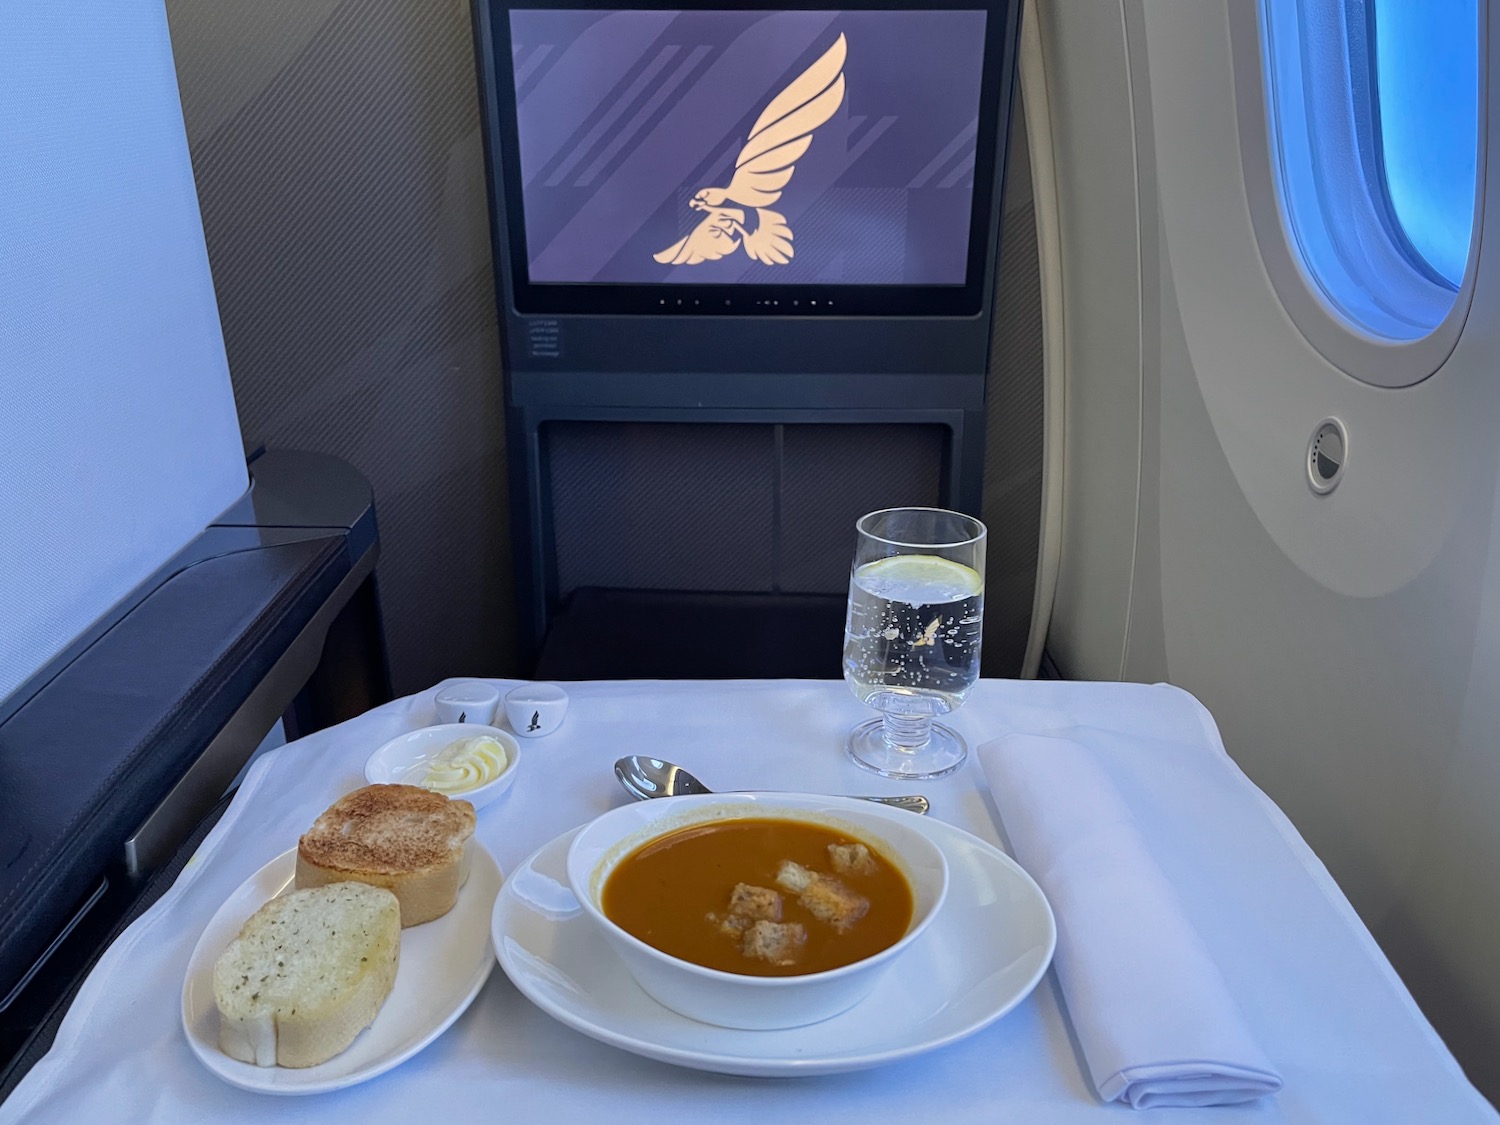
654,33 -> 847,267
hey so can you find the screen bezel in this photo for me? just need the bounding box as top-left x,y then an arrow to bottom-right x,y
481,0 -> 1012,317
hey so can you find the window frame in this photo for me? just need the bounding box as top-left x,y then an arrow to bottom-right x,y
1231,0 -> 1486,388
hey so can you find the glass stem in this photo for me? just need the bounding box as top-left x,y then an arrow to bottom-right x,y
881,710 -> 932,752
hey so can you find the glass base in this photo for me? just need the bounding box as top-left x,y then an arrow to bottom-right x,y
845,717 -> 967,780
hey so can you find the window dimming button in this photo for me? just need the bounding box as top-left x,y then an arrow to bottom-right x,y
1307,418 -> 1347,494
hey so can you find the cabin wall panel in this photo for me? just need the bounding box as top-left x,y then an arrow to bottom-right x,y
1042,0 -> 1500,1099
1379,481 -> 1500,1084
164,0 -> 1045,687
1153,262 -> 1490,915
164,0 -> 516,694
1031,0 -> 1143,682
981,102 -> 1047,677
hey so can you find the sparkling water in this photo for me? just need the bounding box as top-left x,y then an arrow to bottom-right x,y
843,554 -> 984,717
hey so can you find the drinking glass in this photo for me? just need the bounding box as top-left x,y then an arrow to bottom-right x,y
842,507 -> 986,779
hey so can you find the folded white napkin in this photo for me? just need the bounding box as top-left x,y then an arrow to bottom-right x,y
979,733 -> 1283,1109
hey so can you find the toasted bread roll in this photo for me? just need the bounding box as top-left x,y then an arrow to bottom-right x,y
296,784 -> 476,926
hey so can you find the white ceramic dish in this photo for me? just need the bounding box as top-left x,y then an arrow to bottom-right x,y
433,681 -> 502,726
182,843 -> 502,1094
503,682 -> 569,737
564,793 -> 948,1029
364,723 -> 520,811
494,817 -> 1055,1076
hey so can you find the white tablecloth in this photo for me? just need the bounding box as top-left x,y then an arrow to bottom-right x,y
5,679 -> 1493,1123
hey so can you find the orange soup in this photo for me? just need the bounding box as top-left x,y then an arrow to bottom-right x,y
601,817 -> 913,977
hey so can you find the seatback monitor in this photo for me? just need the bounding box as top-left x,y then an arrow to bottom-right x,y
511,9 -> 986,288
485,5 -> 1011,316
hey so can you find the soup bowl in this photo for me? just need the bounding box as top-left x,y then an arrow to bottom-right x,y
565,792 -> 949,1029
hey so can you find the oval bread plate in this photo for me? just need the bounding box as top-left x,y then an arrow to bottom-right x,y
492,816 -> 1055,1077
182,843 -> 502,1094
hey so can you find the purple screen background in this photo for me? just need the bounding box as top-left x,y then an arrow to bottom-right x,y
509,10 -> 988,285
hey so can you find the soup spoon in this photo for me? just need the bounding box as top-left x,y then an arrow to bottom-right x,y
614,755 -> 930,815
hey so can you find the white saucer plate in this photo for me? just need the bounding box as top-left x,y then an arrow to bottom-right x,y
492,818 -> 1055,1077
182,843 -> 502,1094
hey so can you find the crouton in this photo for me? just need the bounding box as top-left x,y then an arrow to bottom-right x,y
775,861 -> 870,933
828,842 -> 878,876
799,877 -> 870,932
741,920 -> 806,966
728,883 -> 782,921
707,911 -> 751,938
775,860 -> 815,893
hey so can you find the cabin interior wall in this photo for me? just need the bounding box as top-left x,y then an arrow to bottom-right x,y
162,0 -> 1045,686
982,102 -> 1048,678
1030,0 -> 1144,684
163,0 -> 517,695
1040,0 -> 1500,1101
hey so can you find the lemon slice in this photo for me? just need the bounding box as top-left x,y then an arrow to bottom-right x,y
854,554 -> 983,604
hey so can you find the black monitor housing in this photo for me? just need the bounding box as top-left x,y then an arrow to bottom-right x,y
473,1 -> 1022,662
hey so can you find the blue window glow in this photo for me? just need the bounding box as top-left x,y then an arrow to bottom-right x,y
1260,0 -> 1481,340
1373,0 -> 1479,287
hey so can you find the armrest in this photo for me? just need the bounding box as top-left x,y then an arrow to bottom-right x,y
0,535 -> 349,1007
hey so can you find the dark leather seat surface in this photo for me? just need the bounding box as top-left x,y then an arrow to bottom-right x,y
0,536 -> 347,1006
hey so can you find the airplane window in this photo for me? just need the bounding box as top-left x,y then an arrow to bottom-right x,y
1372,0 -> 1479,289
1259,0 -> 1480,341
